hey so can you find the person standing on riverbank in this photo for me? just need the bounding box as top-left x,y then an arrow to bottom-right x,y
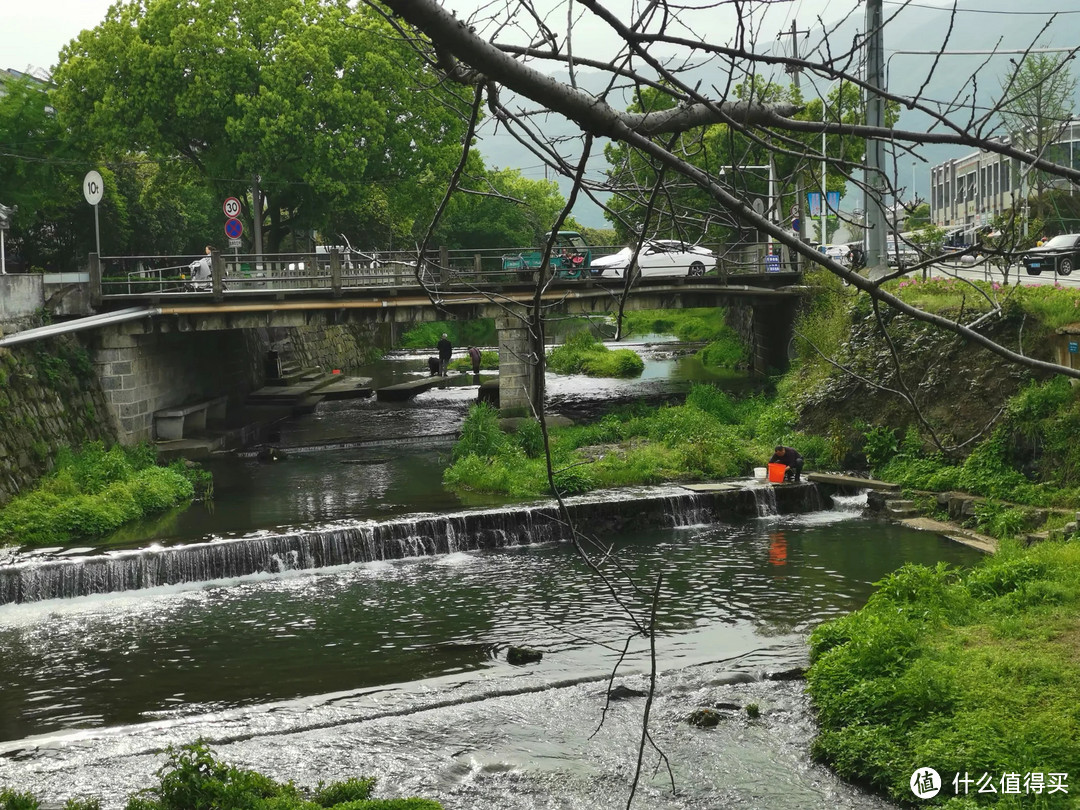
768,445 -> 804,482
437,333 -> 453,377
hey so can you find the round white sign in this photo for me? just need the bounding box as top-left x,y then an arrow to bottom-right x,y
83,170 -> 104,206
223,196 -> 242,218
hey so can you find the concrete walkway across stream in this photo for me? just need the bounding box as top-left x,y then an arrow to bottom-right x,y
804,472 -> 900,491
375,376 -> 453,402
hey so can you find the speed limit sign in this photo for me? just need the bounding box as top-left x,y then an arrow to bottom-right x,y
222,197 -> 242,218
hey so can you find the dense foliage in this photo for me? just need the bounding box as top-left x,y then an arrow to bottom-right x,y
547,331 -> 644,378
808,540 -> 1080,808
0,741 -> 442,809
0,442 -> 210,547
398,320 -> 498,352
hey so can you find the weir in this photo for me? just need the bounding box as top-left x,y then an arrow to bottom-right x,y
0,483 -> 820,605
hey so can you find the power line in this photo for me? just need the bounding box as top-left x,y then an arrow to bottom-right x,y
884,0 -> 1080,14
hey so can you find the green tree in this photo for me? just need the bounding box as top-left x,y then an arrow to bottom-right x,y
998,52 -> 1078,203
0,74 -> 91,270
435,164 -> 568,250
52,0 -> 470,252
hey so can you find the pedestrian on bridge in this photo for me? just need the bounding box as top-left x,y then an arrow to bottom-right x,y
437,333 -> 453,377
189,245 -> 213,291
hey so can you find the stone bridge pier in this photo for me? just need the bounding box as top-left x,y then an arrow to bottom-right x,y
496,315 -> 544,418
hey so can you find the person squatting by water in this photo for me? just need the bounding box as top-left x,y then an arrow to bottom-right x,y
468,346 -> 482,376
437,333 -> 453,377
769,445 -> 804,482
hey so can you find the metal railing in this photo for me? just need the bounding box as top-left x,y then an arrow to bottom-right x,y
95,242 -> 795,300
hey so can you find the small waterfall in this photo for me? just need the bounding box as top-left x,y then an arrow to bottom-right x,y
0,485 -> 819,605
831,489 -> 869,513
752,485 -> 779,517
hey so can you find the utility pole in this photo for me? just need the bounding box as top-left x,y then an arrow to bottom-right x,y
780,20 -> 810,270
864,0 -> 888,279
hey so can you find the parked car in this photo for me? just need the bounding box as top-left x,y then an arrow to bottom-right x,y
590,239 -> 715,279
885,238 -> 919,269
1021,233 -> 1080,276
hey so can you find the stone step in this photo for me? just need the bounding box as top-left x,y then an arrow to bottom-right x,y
886,500 -> 919,518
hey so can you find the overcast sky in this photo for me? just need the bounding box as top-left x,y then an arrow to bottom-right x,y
4,0 -> 855,76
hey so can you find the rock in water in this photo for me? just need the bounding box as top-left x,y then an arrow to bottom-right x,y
507,646 -> 543,665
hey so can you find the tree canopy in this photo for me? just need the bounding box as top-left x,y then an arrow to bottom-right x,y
52,0 -> 476,251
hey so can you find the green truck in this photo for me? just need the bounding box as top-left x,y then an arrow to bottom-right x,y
501,231 -> 592,279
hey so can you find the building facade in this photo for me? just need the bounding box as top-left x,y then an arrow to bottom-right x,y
930,121 -> 1080,231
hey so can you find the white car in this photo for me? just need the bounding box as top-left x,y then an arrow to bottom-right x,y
590,239 -> 715,279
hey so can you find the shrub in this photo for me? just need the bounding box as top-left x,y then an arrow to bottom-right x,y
514,419 -> 545,459
0,443 -> 207,547
452,403 -> 504,461
312,778 -> 376,806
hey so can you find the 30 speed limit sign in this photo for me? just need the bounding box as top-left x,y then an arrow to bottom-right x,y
222,197 -> 242,218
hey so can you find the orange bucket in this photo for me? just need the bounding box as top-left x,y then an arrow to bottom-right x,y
767,463 -> 787,483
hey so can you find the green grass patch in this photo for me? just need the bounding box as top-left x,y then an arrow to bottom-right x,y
807,539 -> 1080,808
0,442 -> 211,547
868,379 -> 1080,510
0,740 -> 442,809
443,386 -> 829,497
547,331 -> 644,378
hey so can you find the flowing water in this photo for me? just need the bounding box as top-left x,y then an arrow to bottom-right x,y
0,343 -> 986,808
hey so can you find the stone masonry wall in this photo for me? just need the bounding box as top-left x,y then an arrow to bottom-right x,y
269,322 -> 392,373
0,337 -> 115,505
89,325 -> 267,443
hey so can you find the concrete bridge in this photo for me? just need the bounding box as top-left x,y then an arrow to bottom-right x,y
0,248 -> 804,443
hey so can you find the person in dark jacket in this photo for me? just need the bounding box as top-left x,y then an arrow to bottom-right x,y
769,445 -> 804,482
437,333 -> 453,377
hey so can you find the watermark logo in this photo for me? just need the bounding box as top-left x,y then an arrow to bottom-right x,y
911,768 -> 942,799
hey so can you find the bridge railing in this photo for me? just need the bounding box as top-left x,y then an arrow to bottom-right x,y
97,242 -> 795,299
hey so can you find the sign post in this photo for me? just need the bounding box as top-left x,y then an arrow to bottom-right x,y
0,203 -> 13,275
83,170 -> 104,258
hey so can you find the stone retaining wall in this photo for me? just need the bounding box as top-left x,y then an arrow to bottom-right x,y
0,337 -> 115,505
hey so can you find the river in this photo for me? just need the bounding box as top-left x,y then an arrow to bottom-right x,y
0,339 -> 985,808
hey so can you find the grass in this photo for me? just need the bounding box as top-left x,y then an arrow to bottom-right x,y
547,330 -> 644,378
886,275 -> 1080,330
448,350 -> 498,372
622,307 -> 749,369
867,378 -> 1080,510
0,741 -> 442,809
0,442 -> 211,547
443,387 -> 833,497
807,539 -> 1080,808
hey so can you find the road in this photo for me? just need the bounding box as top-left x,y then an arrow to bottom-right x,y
889,259 -> 1080,290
